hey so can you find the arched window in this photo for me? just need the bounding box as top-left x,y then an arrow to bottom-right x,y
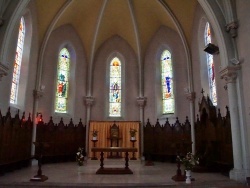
205,22 -> 217,106
10,17 -> 25,104
109,57 -> 121,117
55,48 -> 70,113
161,50 -> 174,114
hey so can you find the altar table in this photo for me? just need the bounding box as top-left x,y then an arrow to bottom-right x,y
91,147 -> 138,174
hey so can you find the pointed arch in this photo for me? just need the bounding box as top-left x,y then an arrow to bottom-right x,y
161,50 -> 175,114
55,48 -> 70,113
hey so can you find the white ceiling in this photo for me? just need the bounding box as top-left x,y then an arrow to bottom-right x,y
35,0 -> 197,60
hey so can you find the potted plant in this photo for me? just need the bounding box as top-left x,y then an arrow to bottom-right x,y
130,128 -> 137,140
92,130 -> 98,140
177,152 -> 199,184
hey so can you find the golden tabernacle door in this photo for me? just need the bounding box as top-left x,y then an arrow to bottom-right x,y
88,121 -> 140,159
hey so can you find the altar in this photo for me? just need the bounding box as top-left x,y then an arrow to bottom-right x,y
91,147 -> 138,174
88,121 -> 140,159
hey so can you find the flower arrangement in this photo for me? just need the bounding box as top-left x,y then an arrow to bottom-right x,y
92,130 -> 98,137
130,128 -> 137,137
177,152 -> 199,170
76,147 -> 85,166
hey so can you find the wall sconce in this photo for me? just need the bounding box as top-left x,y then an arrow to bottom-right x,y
36,112 -> 43,123
204,43 -> 219,55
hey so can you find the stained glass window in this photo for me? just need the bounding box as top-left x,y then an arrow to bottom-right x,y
161,50 -> 174,114
10,17 -> 25,104
55,48 -> 70,113
205,22 -> 217,106
109,57 -> 121,117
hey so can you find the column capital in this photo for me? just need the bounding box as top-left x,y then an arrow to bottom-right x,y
220,65 -> 240,84
185,92 -> 196,102
33,89 -> 43,99
85,96 -> 95,107
225,21 -> 238,38
0,63 -> 8,81
137,97 -> 147,108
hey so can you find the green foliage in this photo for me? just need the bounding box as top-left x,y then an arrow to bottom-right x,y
76,147 -> 85,166
177,152 -> 199,170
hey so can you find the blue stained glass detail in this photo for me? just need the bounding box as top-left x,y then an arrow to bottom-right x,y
166,76 -> 171,93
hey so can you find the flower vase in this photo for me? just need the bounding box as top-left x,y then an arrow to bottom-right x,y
185,170 -> 191,184
78,160 -> 84,166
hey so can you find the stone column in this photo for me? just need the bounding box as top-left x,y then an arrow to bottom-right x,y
31,89 -> 43,156
185,91 -> 196,154
136,97 -> 147,159
220,65 -> 245,181
85,96 -> 94,155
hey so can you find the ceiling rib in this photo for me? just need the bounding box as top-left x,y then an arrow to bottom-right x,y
37,0 -> 73,88
128,0 -> 143,96
158,0 -> 193,91
88,0 -> 108,96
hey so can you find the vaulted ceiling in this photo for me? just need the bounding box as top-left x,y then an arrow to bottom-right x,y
35,0 -> 197,60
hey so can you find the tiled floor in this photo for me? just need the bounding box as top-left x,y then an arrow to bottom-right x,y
0,159 -> 248,187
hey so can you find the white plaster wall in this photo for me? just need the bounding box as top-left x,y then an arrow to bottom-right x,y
0,1 -> 38,119
144,26 -> 190,125
0,8 -> 19,114
38,24 -> 87,124
21,1 -> 38,118
92,35 -> 139,121
236,0 -> 250,163
191,4 -> 229,117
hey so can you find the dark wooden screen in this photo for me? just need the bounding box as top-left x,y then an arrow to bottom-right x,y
195,95 -> 233,173
143,117 -> 192,162
36,117 -> 86,163
0,108 -> 32,175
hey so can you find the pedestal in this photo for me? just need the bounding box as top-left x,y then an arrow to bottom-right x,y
91,140 -> 98,160
172,159 -> 185,181
30,142 -> 49,182
130,140 -> 137,160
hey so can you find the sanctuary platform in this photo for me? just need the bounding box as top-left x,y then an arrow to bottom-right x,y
0,159 -> 247,188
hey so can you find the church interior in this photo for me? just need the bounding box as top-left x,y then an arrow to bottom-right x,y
1,0 -> 250,187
